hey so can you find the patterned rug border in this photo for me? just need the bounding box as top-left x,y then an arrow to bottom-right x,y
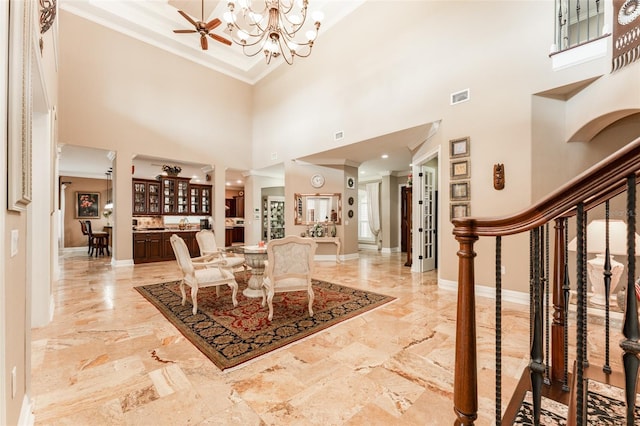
135,278 -> 396,370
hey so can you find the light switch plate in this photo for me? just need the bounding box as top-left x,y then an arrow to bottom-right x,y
11,229 -> 18,257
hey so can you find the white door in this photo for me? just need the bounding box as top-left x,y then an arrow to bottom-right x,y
419,165 -> 436,272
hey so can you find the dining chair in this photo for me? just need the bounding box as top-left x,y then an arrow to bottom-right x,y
79,220 -> 92,255
85,220 -> 110,256
261,235 -> 317,321
195,229 -> 247,276
170,234 -> 238,314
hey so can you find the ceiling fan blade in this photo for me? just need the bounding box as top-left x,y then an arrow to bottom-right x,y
205,18 -> 221,31
201,34 -> 208,50
178,10 -> 197,27
209,33 -> 232,46
173,29 -> 197,34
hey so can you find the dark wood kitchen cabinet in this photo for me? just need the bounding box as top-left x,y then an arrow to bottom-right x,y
189,184 -> 212,215
133,232 -> 163,264
133,179 -> 161,216
134,231 -> 199,264
161,177 -> 190,215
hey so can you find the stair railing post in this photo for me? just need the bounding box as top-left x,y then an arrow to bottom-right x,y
453,230 -> 479,425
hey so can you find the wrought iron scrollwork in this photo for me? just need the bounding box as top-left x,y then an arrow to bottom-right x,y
39,0 -> 56,35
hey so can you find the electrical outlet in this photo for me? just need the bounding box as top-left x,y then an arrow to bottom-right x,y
501,265 -> 506,275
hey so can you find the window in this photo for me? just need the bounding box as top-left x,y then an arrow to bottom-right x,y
553,0 -> 605,52
358,188 -> 374,242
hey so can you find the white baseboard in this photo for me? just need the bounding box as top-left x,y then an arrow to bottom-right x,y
381,246 -> 400,254
112,258 -> 134,267
61,247 -> 86,253
341,253 -> 359,261
358,243 -> 378,251
438,278 -> 529,305
18,394 -> 34,426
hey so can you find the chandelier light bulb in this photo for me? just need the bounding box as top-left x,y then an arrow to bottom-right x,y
311,10 -> 324,23
305,29 -> 317,41
225,0 -> 322,64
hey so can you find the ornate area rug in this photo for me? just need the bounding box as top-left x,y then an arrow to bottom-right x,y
514,382 -> 640,425
135,277 -> 395,370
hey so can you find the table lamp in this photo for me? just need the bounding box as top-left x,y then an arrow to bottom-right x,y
568,219 -> 640,306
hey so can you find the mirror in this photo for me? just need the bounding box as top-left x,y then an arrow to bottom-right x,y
295,193 -> 342,225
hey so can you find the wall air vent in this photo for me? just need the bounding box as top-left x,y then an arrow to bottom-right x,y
334,130 -> 344,141
450,88 -> 470,105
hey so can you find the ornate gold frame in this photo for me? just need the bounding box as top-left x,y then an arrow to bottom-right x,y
7,0 -> 34,211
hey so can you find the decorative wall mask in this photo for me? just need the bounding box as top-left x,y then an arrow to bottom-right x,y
493,163 -> 505,190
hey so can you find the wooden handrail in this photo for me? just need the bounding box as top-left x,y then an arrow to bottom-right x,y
452,136 -> 640,425
452,137 -> 640,237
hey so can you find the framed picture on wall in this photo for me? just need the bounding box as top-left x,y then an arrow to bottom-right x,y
76,192 -> 100,218
450,159 -> 470,180
450,203 -> 470,220
450,181 -> 470,201
450,137 -> 470,158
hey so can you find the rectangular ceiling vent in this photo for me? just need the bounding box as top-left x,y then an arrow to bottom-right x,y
450,88 -> 470,105
334,130 -> 344,141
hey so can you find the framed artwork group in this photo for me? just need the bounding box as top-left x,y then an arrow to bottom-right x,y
449,137 -> 471,220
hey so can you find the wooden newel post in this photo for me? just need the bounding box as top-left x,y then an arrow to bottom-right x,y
551,218 -> 566,383
454,232 -> 479,425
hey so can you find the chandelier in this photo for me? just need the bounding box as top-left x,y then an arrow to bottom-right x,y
223,0 -> 324,65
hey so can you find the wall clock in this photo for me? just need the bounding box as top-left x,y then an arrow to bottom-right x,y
311,173 -> 325,188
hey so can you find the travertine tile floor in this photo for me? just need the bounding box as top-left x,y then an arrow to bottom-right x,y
31,250 -> 624,425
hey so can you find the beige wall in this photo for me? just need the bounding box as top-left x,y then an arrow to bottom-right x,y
2,0 -> 59,422
61,176 -> 112,248
250,1 -> 640,291
57,10 -> 253,262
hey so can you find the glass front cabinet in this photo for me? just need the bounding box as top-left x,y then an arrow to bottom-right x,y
263,196 -> 285,241
134,178 -> 210,216
133,179 -> 161,216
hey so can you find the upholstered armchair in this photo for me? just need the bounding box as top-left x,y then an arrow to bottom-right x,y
195,229 -> 247,276
261,235 -> 317,321
170,234 -> 238,314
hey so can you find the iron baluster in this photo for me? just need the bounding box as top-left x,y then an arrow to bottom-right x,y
495,236 -> 502,425
576,202 -> 586,425
603,201 -> 612,374
621,174 -> 640,425
562,218 -> 570,392
544,223 -> 551,385
530,227 -> 544,425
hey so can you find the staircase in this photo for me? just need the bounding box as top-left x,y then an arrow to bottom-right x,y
452,137 -> 640,425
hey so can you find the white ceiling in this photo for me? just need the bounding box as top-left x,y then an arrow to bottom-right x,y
57,0 -> 428,187
60,0 -> 366,85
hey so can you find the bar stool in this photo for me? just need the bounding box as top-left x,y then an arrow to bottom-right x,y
85,220 -> 110,256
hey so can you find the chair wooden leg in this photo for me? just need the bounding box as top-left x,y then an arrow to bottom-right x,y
191,286 -> 198,314
230,281 -> 238,307
308,288 -> 314,317
179,280 -> 187,306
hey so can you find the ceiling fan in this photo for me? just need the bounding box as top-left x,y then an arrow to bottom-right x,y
173,0 -> 232,50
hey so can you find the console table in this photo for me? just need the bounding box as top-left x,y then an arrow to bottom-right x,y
313,237 -> 341,263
